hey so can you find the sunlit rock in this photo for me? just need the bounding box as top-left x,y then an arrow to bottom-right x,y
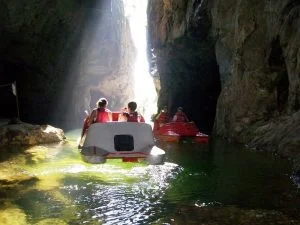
0,123 -> 65,147
35,218 -> 68,225
36,174 -> 64,191
0,160 -> 37,186
0,202 -> 28,225
73,0 -> 136,116
24,146 -> 49,163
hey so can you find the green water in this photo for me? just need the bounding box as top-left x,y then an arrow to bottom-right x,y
0,129 -> 298,224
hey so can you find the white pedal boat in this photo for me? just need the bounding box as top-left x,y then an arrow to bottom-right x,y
80,122 -> 165,164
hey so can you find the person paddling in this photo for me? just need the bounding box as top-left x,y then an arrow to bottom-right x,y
155,106 -> 169,124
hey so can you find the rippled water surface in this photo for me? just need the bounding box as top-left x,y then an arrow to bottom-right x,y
0,129 -> 298,224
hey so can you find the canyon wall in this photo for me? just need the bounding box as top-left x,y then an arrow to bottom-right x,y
0,0 -> 135,127
148,0 -> 300,165
148,0 -> 221,133
211,0 -> 300,159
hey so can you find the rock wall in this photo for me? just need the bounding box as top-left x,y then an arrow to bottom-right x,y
66,0 -> 135,126
211,0 -> 300,159
148,0 -> 221,133
0,0 -> 135,127
0,0 -> 90,122
148,0 -> 300,165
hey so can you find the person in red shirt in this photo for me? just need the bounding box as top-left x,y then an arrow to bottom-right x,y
153,105 -> 169,131
172,107 -> 189,122
121,101 -> 145,122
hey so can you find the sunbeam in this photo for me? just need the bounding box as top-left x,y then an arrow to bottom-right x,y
124,0 -> 157,121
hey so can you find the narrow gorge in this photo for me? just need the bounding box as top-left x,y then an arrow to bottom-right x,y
0,1 -> 299,224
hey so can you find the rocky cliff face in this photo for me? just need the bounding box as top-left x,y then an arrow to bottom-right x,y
148,0 -> 300,162
1,0 -> 299,162
66,0 -> 135,126
211,0 -> 300,158
0,0 -> 134,127
148,0 -> 221,133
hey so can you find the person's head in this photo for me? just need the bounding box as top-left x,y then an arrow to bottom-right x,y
162,106 -> 168,112
177,106 -> 183,112
97,98 -> 108,108
128,101 -> 137,112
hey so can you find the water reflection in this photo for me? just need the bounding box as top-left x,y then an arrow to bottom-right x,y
0,129 -> 298,224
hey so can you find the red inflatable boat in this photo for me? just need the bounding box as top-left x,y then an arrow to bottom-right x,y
153,121 -> 209,143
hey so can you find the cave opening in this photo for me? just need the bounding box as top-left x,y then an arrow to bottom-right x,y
152,36 -> 221,134
168,61 -> 221,134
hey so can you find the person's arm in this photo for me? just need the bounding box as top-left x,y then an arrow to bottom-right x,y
108,111 -> 112,121
118,113 -> 123,121
155,112 -> 161,120
118,113 -> 126,122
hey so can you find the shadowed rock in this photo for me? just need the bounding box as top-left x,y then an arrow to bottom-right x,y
172,205 -> 300,225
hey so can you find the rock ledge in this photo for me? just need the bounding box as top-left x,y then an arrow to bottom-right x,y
0,122 -> 66,146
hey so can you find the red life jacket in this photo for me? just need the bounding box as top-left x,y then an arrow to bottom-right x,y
156,112 -> 168,123
139,115 -> 145,123
124,112 -> 144,122
95,108 -> 111,123
173,112 -> 188,122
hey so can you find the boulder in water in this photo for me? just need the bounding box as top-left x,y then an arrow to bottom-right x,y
0,122 -> 66,146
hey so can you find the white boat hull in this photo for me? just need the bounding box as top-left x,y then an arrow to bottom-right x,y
81,122 -> 165,164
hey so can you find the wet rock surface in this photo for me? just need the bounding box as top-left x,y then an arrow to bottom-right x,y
172,206 -> 300,225
0,122 -> 65,146
247,112 -> 300,156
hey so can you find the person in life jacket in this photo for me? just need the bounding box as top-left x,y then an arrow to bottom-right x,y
153,106 -> 169,131
88,97 -> 112,126
172,106 -> 189,122
121,101 -> 145,122
155,106 -> 169,124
